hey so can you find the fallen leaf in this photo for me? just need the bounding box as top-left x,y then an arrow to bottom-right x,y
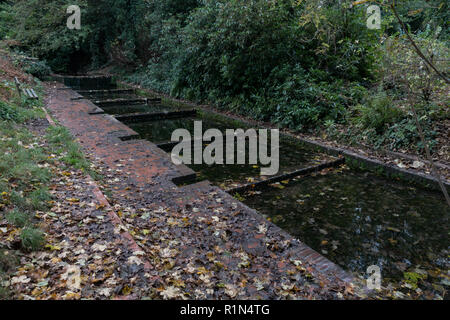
160,286 -> 181,299
61,265 -> 81,291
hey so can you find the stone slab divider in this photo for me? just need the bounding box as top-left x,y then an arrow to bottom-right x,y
115,109 -> 197,123
226,158 -> 345,194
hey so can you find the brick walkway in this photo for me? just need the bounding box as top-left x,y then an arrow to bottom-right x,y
44,82 -> 360,299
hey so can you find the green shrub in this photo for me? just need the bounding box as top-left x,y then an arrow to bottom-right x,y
353,93 -> 404,134
45,125 -> 73,146
23,60 -> 52,79
382,110 -> 438,152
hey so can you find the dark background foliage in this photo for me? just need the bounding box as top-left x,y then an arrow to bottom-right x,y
1,0 -> 448,153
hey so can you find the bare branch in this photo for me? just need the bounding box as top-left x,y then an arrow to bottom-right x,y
390,3 -> 449,84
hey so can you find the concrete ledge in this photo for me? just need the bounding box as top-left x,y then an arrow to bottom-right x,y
51,73 -> 115,90
342,150 -> 450,193
116,109 -> 197,123
281,135 -> 450,193
94,98 -> 148,107
227,158 -> 345,194
77,88 -> 135,95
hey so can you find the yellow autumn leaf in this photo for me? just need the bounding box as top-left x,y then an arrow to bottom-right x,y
122,285 -> 132,295
45,244 -> 61,251
197,267 -> 209,275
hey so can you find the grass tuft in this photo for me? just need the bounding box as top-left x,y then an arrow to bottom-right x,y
6,209 -> 30,228
20,227 -> 45,251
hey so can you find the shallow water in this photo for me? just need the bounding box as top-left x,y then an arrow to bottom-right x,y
188,138 -> 336,189
128,117 -> 336,188
242,167 -> 449,297
128,117 -> 232,144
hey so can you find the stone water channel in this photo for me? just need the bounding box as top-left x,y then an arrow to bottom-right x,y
68,76 -> 449,298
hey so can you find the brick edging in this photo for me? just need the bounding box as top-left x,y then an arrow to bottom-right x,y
42,106 -> 155,299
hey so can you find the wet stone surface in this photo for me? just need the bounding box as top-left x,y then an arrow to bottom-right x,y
242,165 -> 450,298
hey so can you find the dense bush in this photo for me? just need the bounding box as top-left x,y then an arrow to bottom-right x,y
380,28 -> 449,103
3,0 -> 90,73
161,0 -> 378,129
22,60 -> 52,78
1,0 -> 448,143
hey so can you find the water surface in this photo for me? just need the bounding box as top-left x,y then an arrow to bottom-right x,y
243,167 -> 449,297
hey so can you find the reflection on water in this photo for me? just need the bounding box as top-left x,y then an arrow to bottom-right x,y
129,117 -> 336,188
188,138 -> 335,189
128,117 -> 232,144
243,166 -> 449,297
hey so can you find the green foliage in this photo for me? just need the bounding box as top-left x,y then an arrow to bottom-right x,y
23,60 -> 52,79
383,0 -> 449,40
0,249 -> 17,274
45,126 -> 100,178
0,249 -> 17,299
353,93 -> 404,134
28,188 -> 52,211
2,0 -> 448,152
20,227 -> 45,251
381,106 -> 438,151
0,100 -> 21,121
380,28 -> 449,103
45,125 -> 73,145
0,80 -> 44,122
0,2 -> 15,40
403,271 -> 427,290
345,97 -> 438,152
6,210 -> 30,228
3,0 -> 90,72
152,0 -> 375,130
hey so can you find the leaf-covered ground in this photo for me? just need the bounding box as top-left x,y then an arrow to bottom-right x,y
3,49 -> 444,300
0,115 -> 358,300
